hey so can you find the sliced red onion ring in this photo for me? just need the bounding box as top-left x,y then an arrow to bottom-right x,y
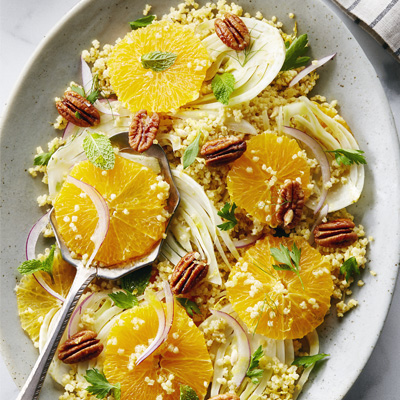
163,281 -> 174,338
66,175 -> 110,266
67,293 -> 94,338
94,99 -> 121,116
289,53 -> 336,88
81,56 -> 93,95
211,310 -> 251,388
309,204 -> 329,245
283,126 -> 331,214
33,275 -> 66,303
62,122 -> 78,140
233,234 -> 262,249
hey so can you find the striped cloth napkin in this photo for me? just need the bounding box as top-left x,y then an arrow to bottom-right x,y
332,0 -> 400,60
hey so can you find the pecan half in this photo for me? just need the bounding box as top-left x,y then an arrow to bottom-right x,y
214,13 -> 250,51
200,136 -> 246,166
56,91 -> 100,127
58,330 -> 103,364
170,252 -> 208,295
275,179 -> 305,229
313,218 -> 358,248
209,394 -> 240,400
129,110 -> 160,153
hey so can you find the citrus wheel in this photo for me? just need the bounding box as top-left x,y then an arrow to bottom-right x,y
16,251 -> 75,345
53,155 -> 169,266
227,133 -> 311,226
103,300 -> 213,400
226,235 -> 333,340
108,20 -> 210,113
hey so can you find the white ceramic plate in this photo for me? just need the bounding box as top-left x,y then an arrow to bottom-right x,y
1,0 -> 399,399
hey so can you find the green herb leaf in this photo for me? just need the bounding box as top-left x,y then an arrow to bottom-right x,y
246,345 -> 264,384
84,368 -> 121,399
121,265 -> 152,295
176,297 -> 202,317
325,149 -> 367,166
75,111 -> 82,119
217,202 -> 238,231
292,353 -> 329,368
130,15 -> 156,30
108,290 -> 139,309
182,131 -> 201,169
211,72 -> 235,105
18,245 -> 56,277
281,34 -> 310,71
83,132 -> 115,170
340,256 -> 360,282
71,84 -> 86,98
141,51 -> 177,72
34,150 -> 55,166
86,75 -> 100,104
179,385 -> 200,400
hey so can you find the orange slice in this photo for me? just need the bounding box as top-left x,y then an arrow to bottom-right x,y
227,133 -> 311,226
54,155 -> 168,265
103,301 -> 213,400
108,20 -> 210,112
226,235 -> 333,340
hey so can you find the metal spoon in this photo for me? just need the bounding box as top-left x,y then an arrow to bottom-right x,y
17,132 -> 180,400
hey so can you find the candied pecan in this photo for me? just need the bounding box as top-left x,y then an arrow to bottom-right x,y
129,110 -> 160,153
214,13 -> 250,51
170,252 -> 208,295
209,394 -> 240,400
200,136 -> 246,166
58,330 -> 103,364
275,179 -> 305,229
56,91 -> 100,127
313,218 -> 358,248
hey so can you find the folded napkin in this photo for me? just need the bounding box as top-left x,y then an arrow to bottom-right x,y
332,0 -> 400,61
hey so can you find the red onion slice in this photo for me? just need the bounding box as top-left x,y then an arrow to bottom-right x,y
67,293 -> 94,338
163,281 -> 174,338
62,122 -> 79,140
233,234 -> 262,249
94,99 -> 121,116
33,275 -> 66,303
289,53 -> 336,88
211,310 -> 251,388
81,56 -> 93,95
309,204 -> 329,245
283,126 -> 331,214
66,175 -> 110,266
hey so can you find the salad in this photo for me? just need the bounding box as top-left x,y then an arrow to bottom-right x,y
16,1 -> 370,399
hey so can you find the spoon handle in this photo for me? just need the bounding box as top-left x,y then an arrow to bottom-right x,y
17,267 -> 97,400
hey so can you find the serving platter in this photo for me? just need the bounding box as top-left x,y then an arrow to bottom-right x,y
0,0 -> 399,399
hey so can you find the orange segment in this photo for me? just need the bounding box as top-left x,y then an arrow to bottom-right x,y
103,301 -> 213,400
16,251 -> 75,344
227,133 -> 311,227
53,155 -> 168,266
108,20 -> 210,112
226,235 -> 333,340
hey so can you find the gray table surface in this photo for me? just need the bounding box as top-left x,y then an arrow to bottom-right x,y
0,0 -> 399,399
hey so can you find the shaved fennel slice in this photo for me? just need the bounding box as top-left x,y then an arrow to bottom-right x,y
165,233 -> 187,258
160,242 -> 182,265
284,339 -> 295,365
282,98 -> 364,211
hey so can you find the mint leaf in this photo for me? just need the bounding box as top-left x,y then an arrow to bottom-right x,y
18,245 -> 56,277
325,149 -> 367,166
130,15 -> 156,30
176,297 -> 201,317
246,345 -> 264,384
108,290 -> 139,309
34,150 -> 55,166
281,34 -> 310,71
180,385 -> 199,400
84,368 -> 121,399
340,257 -> 360,282
292,353 -> 329,368
83,132 -> 115,170
217,202 -> 238,231
141,51 -> 177,72
121,265 -> 152,295
182,131 -> 201,169
71,84 -> 86,98
211,72 -> 235,105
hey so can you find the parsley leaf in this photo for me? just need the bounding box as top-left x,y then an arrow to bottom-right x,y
177,297 -> 202,317
271,243 -> 304,289
182,131 -> 201,169
83,132 -> 115,170
211,72 -> 235,105
180,385 -> 199,400
141,51 -> 177,72
84,368 -> 121,399
108,290 -> 139,309
75,111 -> 82,119
281,34 -> 310,71
292,353 -> 329,368
217,202 -> 238,231
246,345 -> 264,384
71,84 -> 86,98
34,150 -> 55,166
18,245 -> 56,277
340,256 -> 360,282
121,265 -> 152,295
86,75 -> 101,104
325,149 -> 367,166
130,15 -> 156,30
